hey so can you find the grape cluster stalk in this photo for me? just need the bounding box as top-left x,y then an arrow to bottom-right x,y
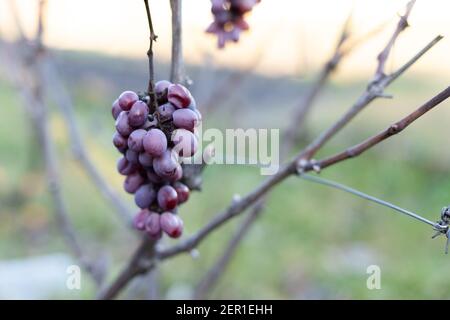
111,81 -> 202,239
206,0 -> 261,48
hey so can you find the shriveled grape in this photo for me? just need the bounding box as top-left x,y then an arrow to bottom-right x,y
157,185 -> 178,211
143,128 -> 168,157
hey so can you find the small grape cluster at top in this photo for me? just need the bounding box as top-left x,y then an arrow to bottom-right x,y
111,81 -> 202,239
206,0 -> 261,48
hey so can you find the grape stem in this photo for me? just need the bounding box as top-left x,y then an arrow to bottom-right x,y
144,0 -> 158,113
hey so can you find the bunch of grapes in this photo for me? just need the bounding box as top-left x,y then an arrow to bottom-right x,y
206,0 -> 261,48
111,81 -> 202,239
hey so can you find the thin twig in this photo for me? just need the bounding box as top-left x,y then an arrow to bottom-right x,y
170,0 -> 184,84
144,0 -> 158,112
300,1 -> 419,161
304,86 -> 450,172
374,0 -> 415,81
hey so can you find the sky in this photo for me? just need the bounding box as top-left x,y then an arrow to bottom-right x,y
0,0 -> 449,79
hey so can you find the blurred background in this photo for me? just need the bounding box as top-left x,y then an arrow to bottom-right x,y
0,0 -> 450,299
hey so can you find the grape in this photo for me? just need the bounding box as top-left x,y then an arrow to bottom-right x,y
118,91 -> 139,111
138,152 -> 153,167
168,164 -> 183,182
115,111 -> 133,137
146,166 -> 164,184
133,209 -> 150,231
113,132 -> 127,151
112,99 -> 122,119
155,80 -> 172,95
153,149 -> 179,178
207,0 -> 259,48
117,157 -> 137,175
173,182 -> 190,204
173,108 -> 199,131
167,84 -> 191,109
126,149 -> 139,164
157,185 -> 178,211
143,129 -> 168,157
171,129 -> 199,157
128,101 -> 149,127
124,172 -> 145,194
145,212 -> 162,239
157,103 -> 176,122
160,212 -> 183,238
134,184 -> 156,209
128,129 -> 147,152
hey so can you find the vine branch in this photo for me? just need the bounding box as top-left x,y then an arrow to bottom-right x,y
144,0 -> 158,112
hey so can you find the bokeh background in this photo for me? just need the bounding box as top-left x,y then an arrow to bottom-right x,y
1,0 -> 450,299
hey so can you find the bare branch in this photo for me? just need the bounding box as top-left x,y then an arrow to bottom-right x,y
299,34 -> 441,162
374,0 -> 415,81
306,86 -> 450,171
158,85 -> 450,260
170,0 -> 184,84
190,5 -> 415,297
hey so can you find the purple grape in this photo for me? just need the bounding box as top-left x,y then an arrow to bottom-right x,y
112,99 -> 122,119
113,132 -> 127,151
167,84 -> 191,109
115,111 -> 133,137
153,149 -> 179,178
124,172 -> 145,194
128,129 -> 147,152
173,108 -> 199,131
157,185 -> 178,211
117,157 -> 137,175
157,103 -> 176,122
160,212 -> 183,238
118,91 -> 139,111
171,129 -> 198,157
168,164 -> 183,182
146,166 -> 164,184
138,152 -> 153,167
143,128 -> 168,157
133,209 -> 150,230
155,80 -> 172,95
126,149 -> 139,164
174,182 -> 190,204
134,184 -> 156,209
145,212 -> 162,239
128,101 -> 149,127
